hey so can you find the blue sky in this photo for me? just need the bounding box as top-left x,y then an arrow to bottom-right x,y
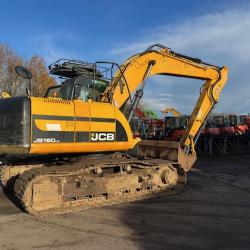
1,0 -> 250,114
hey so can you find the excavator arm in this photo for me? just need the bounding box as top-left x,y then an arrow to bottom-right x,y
102,44 -> 228,155
161,107 -> 182,117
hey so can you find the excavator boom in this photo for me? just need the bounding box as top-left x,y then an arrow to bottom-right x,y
102,44 -> 228,155
161,107 -> 182,118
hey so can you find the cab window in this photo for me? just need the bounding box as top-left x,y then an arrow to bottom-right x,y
45,78 -> 73,100
74,85 -> 94,101
74,76 -> 109,101
45,75 -> 109,101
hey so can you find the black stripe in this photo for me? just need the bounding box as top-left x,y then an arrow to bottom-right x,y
91,118 -> 116,123
76,117 -> 89,121
33,115 -> 75,121
33,115 -> 115,123
75,132 -> 89,142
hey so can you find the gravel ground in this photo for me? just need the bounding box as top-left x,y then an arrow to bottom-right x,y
0,154 -> 250,250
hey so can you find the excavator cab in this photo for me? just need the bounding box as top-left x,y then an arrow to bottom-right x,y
229,115 -> 248,135
214,115 -> 234,135
45,76 -> 109,101
240,115 -> 250,128
204,117 -> 220,136
46,60 -> 110,101
164,115 -> 188,141
229,115 -> 240,126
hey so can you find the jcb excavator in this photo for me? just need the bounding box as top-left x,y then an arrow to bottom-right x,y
161,107 -> 182,117
0,44 -> 228,216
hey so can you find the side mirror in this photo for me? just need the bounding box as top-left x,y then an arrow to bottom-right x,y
15,66 -> 33,96
15,66 -> 32,79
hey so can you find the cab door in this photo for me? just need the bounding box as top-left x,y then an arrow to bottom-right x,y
73,100 -> 90,142
73,84 -> 91,142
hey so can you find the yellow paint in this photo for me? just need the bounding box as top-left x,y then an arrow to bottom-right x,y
91,122 -> 115,132
161,107 -> 182,117
74,121 -> 90,132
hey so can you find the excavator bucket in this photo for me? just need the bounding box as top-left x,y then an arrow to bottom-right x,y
135,140 -> 197,172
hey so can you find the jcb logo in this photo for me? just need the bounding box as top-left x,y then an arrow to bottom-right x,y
91,133 -> 115,142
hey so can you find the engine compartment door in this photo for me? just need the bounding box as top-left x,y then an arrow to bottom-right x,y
31,97 -> 75,144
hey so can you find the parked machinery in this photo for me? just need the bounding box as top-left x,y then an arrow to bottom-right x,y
160,107 -> 185,141
164,115 -> 189,141
240,115 -> 250,135
161,107 -> 182,118
203,116 -> 221,136
213,115 -> 234,135
134,106 -> 164,140
229,115 -> 249,135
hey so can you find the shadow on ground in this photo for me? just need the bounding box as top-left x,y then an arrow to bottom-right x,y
116,155 -> 250,250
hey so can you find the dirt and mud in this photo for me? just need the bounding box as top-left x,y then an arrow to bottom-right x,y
0,154 -> 250,250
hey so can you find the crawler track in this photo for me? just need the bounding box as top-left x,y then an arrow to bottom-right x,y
10,155 -> 186,216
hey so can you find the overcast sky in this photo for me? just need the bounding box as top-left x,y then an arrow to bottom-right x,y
0,0 -> 249,114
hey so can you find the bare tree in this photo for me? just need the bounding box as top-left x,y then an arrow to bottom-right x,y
27,55 -> 56,96
0,44 -> 56,97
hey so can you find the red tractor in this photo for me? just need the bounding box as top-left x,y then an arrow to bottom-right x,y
229,115 -> 248,135
203,117 -> 221,136
164,115 -> 188,141
240,115 -> 250,127
240,115 -> 250,136
213,115 -> 235,135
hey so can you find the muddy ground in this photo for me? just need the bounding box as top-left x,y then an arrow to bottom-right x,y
0,155 -> 250,250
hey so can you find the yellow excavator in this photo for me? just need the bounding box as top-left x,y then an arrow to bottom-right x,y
0,44 -> 228,215
161,107 -> 182,117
